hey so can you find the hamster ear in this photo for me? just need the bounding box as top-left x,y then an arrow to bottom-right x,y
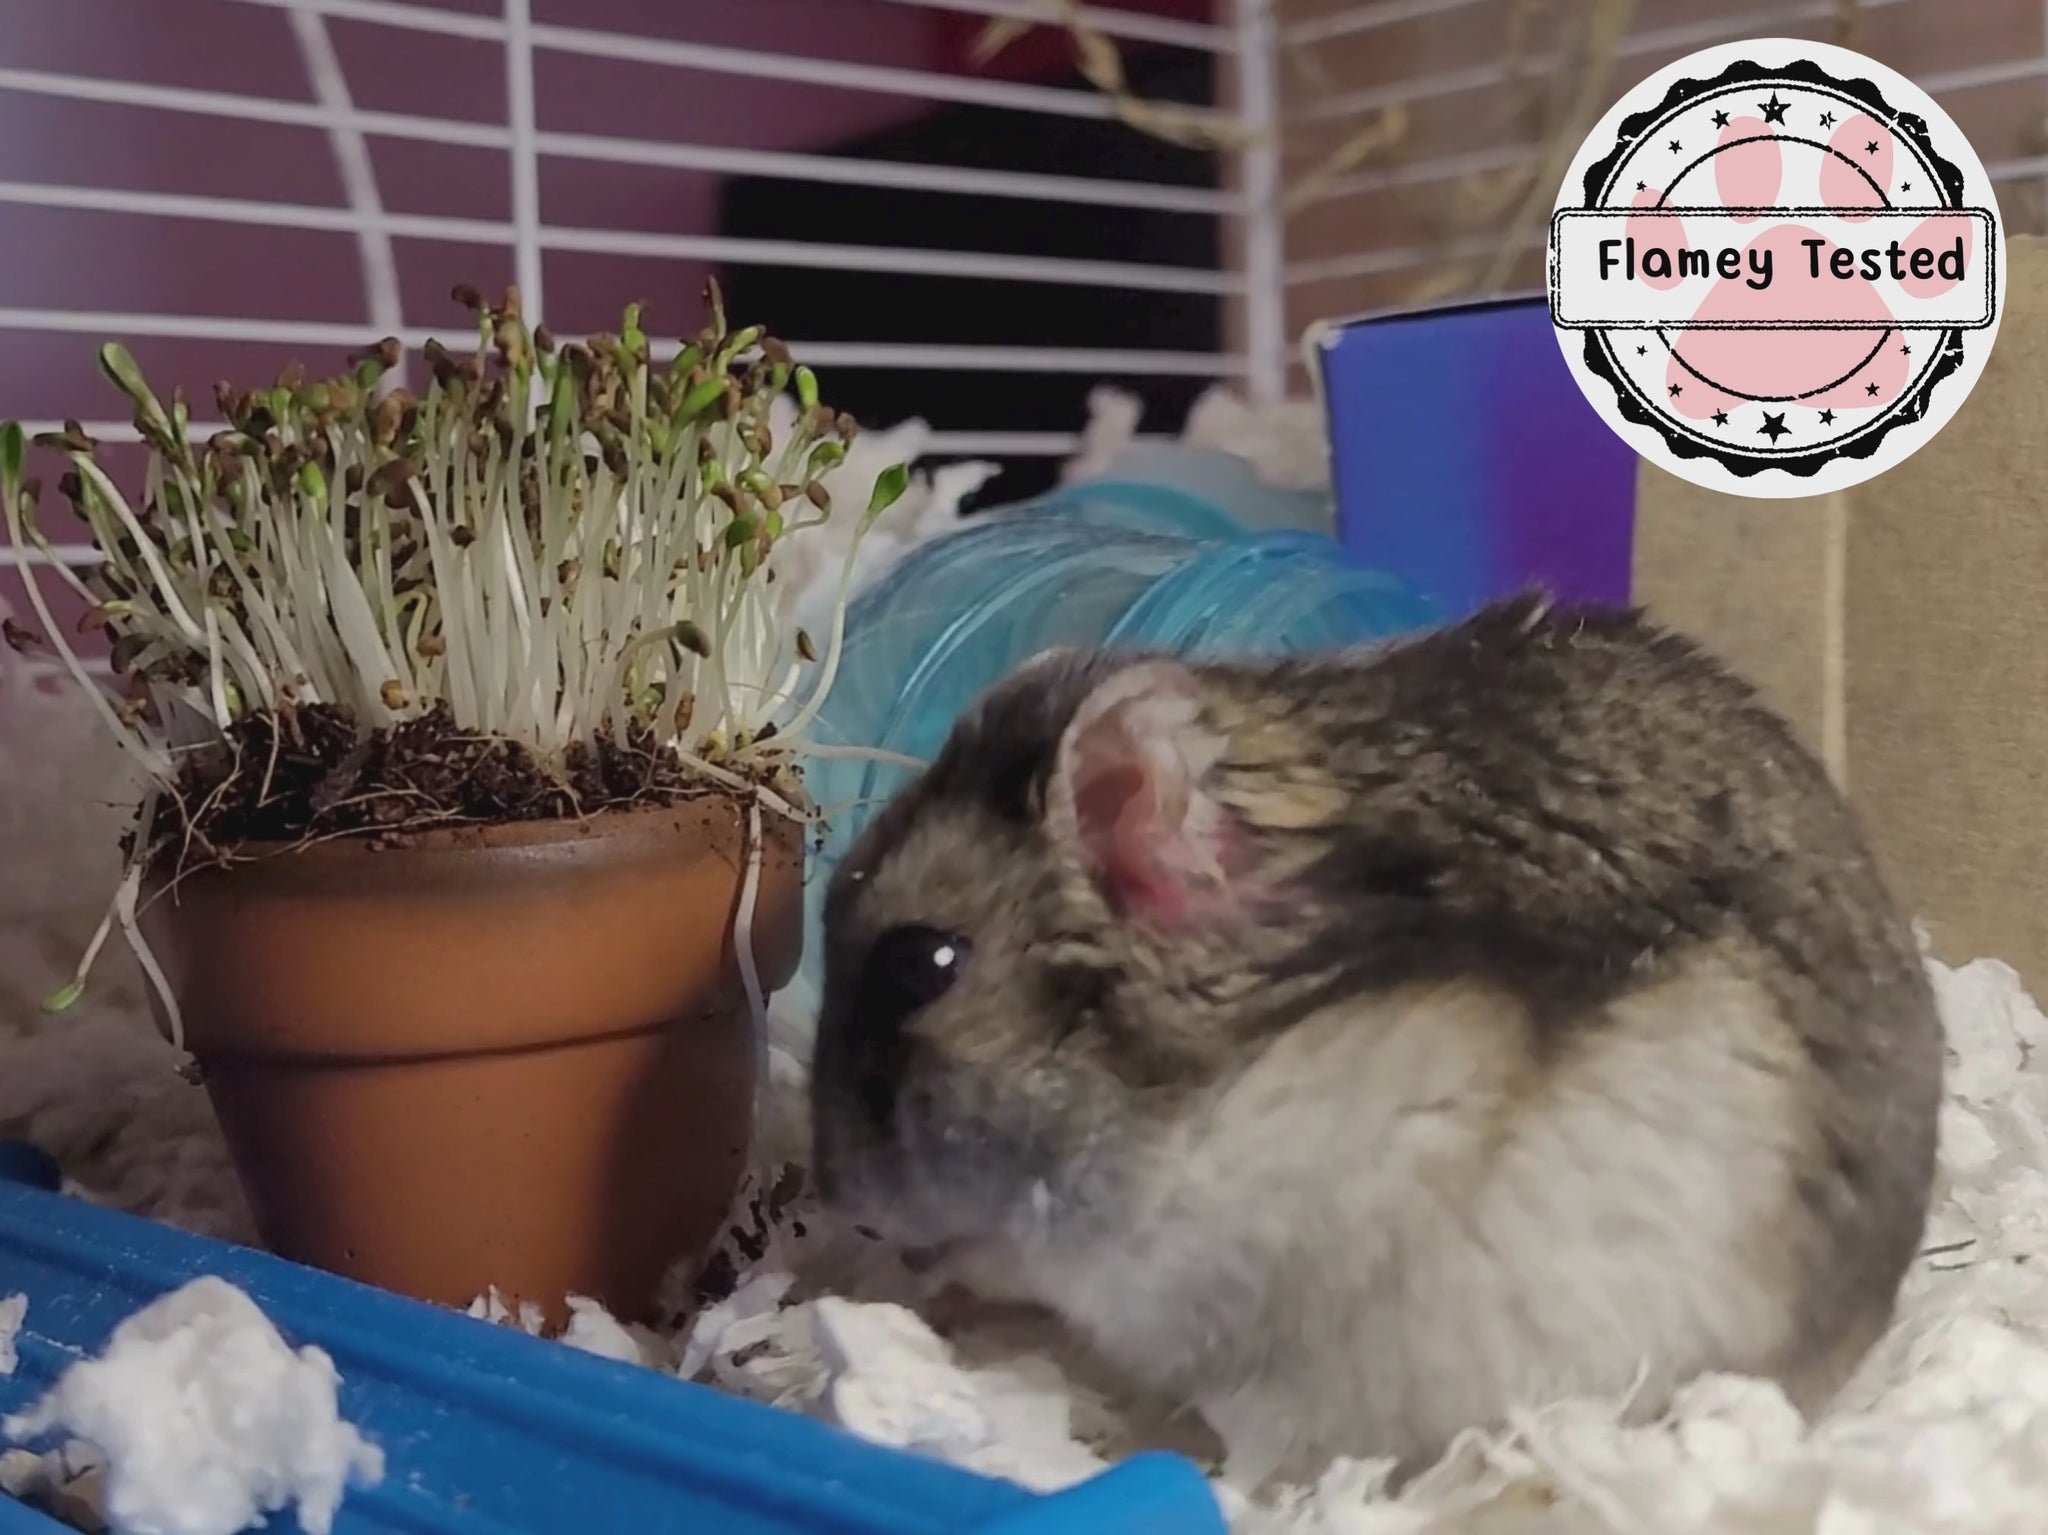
1047,660 -> 1236,925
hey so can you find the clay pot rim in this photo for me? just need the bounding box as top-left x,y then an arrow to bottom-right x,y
136,790 -> 811,1058
148,791 -> 807,869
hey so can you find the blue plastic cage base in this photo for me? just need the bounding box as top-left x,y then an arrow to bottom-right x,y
0,1167 -> 1225,1534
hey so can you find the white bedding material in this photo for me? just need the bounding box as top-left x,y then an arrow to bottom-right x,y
657,950 -> 2048,1535
0,1296 -> 24,1379
2,1278 -> 382,1535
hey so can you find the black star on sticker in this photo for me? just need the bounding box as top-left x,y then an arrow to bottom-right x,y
1669,139 -> 1681,153
1866,382 -> 1882,396
1669,383 -> 1683,397
1866,140 -> 1881,154
1636,345 -> 1648,356
1712,109 -> 1731,129
1818,409 -> 1836,425
1760,93 -> 1790,125
1636,180 -> 1647,191
1758,411 -> 1790,442
1711,409 -> 1729,426
1900,344 -> 1911,356
1819,111 -> 1837,127
1902,181 -> 1913,192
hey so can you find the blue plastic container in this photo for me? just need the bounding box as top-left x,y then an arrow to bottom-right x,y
0,1163 -> 1225,1534
1317,293 -> 1636,615
794,483 -> 1441,982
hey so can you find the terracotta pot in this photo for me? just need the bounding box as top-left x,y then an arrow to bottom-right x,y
137,798 -> 803,1328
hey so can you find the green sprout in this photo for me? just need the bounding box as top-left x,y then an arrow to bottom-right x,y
0,280 -> 920,1027
1,279 -> 909,775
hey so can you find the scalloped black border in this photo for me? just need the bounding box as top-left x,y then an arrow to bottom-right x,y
1569,53 -> 1979,481
1578,57 -> 1963,209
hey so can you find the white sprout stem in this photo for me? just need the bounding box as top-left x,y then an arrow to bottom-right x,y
768,740 -> 930,772
464,446 -> 508,731
603,471 -> 645,750
707,555 -> 752,739
648,460 -> 701,742
201,607 -> 235,727
489,450 -> 542,740
71,457 -> 208,643
197,487 -> 315,696
411,475 -> 482,726
729,586 -> 777,732
625,348 -> 665,659
734,658 -> 803,737
266,467 -> 349,704
316,511 -> 404,726
72,468 -> 177,616
673,748 -> 814,825
770,512 -> 886,746
263,456 -> 347,701
52,893 -> 120,1005
113,787 -> 186,1052
168,461 -> 215,611
15,520 -> 100,605
483,447 -> 523,732
337,425 -> 416,706
2,499 -> 169,782
598,621 -> 694,720
212,606 -> 281,714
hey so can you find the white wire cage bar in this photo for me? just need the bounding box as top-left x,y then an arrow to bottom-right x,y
0,1 -> 1266,334
0,418 -> 1136,469
0,311 -> 1248,378
0,0 -> 1261,626
12,0 -> 2031,630
1289,0 -> 1930,125
0,0 -> 1277,581
0,0 -> 1285,621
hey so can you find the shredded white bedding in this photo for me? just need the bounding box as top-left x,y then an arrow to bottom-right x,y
1,1277 -> 383,1535
1061,383 -> 1333,499
7,394 -> 2047,1532
652,950 -> 2048,1535
0,1296 -> 24,1379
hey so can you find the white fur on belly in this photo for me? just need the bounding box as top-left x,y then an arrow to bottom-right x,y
1016,962 -> 1811,1482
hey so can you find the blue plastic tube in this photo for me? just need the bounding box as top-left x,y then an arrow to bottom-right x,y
793,484 -> 1441,989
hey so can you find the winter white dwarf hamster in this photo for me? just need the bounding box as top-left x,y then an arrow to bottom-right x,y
808,594 -> 1943,1482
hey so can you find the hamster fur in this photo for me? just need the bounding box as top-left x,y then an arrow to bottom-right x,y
808,594 -> 1943,1483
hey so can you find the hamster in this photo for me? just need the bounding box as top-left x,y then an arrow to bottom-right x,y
808,594 -> 1942,1483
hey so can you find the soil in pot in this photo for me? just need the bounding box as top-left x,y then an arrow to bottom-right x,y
136,793 -> 803,1330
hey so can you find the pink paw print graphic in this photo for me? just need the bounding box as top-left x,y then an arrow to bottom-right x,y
1553,48 -> 2000,492
1646,107 -> 1968,426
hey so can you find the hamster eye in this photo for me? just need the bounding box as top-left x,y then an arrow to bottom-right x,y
843,925 -> 969,1133
860,924 -> 970,1025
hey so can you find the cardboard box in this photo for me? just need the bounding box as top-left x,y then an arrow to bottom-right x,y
1319,262 -> 2048,988
1634,236 -> 2048,988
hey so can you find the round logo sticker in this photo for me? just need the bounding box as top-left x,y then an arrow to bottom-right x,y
1547,38 -> 2005,498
